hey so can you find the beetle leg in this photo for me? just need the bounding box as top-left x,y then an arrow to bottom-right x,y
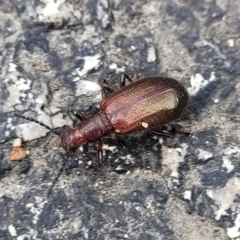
99,78 -> 113,98
69,109 -> 86,127
119,73 -> 133,88
163,124 -> 190,137
97,139 -> 103,165
115,134 -> 143,168
70,109 -> 87,121
171,127 -> 190,137
82,142 -> 89,153
148,129 -> 173,138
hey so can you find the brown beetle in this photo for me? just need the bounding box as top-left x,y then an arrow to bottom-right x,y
15,74 -> 188,156
14,74 -> 189,193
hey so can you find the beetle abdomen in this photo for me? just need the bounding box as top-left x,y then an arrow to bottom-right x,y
101,76 -> 188,134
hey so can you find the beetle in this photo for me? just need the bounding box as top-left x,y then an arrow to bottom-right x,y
15,74 -> 189,157
14,74 -> 189,193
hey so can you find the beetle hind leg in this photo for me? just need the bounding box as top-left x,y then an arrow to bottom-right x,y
148,129 -> 173,138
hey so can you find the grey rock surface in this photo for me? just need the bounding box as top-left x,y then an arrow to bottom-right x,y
0,0 -> 239,239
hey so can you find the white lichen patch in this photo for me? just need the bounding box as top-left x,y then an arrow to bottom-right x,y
222,157 -> 234,173
8,224 -> 17,237
221,146 -> 240,173
6,85 -> 21,106
75,80 -> 101,97
75,79 -> 102,103
197,148 -> 213,161
109,63 -> 126,73
96,0 -> 110,28
36,0 -> 81,25
187,72 -> 215,96
35,82 -> 50,107
183,190 -> 192,201
15,111 -> 72,141
227,214 -> 240,239
207,177 -> 240,221
16,122 -> 49,142
26,197 -> 47,225
162,143 -> 188,185
4,63 -> 32,109
75,54 -> 102,77
15,78 -> 31,91
71,217 -> 83,233
145,38 -> 156,63
227,39 -> 235,47
103,144 -> 118,153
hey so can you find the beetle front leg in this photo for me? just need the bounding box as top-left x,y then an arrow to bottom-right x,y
69,109 -> 87,127
97,139 -> 103,165
70,109 -> 87,121
119,73 -> 133,88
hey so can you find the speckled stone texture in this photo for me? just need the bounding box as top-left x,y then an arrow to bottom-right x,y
0,0 -> 239,239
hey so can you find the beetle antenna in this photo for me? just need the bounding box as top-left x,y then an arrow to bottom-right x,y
13,113 -> 60,136
47,152 -> 69,197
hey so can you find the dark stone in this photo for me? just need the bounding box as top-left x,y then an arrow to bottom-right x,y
0,197 -> 9,220
110,230 -> 129,239
220,84 -> 235,99
201,170 -> 229,187
48,51 -> 62,69
128,207 -> 141,219
0,229 -> 8,237
180,29 -> 199,50
38,203 -> 59,229
52,191 -> 68,210
23,30 -> 49,52
126,190 -> 145,204
114,34 -> 127,48
15,1 -> 26,15
20,159 -> 31,174
190,129 -> 217,149
147,217 -> 174,237
226,101 -> 240,114
138,232 -> 153,240
0,158 -> 12,178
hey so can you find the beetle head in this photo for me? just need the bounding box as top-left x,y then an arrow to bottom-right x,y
56,125 -> 86,154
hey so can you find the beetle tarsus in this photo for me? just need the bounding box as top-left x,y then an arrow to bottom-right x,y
100,78 -> 113,98
148,129 -> 173,138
